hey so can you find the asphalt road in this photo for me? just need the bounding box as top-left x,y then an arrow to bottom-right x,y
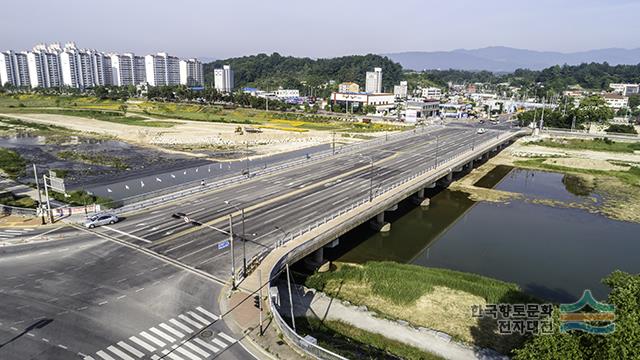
0,231 -> 254,360
89,125 -> 514,280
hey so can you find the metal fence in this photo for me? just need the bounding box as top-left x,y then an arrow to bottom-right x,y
0,204 -> 37,217
266,130 -> 522,359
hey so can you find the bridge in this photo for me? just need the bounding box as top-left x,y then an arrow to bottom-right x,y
89,125 -> 526,284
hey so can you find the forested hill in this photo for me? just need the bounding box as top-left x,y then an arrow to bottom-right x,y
203,53 -> 403,93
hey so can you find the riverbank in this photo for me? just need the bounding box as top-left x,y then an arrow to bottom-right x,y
304,261 -> 537,355
451,136 -> 640,223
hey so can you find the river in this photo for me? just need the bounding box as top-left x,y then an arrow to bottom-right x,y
325,166 -> 640,303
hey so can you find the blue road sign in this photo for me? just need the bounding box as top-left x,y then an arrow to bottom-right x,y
218,240 -> 230,250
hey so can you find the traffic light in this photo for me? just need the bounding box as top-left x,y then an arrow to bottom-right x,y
253,295 -> 261,309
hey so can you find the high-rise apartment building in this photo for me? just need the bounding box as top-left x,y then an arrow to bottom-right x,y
214,65 -> 234,92
365,67 -> 383,94
179,59 -> 203,86
26,46 -> 62,88
89,50 -> 112,86
0,51 -> 30,87
110,54 -> 134,86
145,53 -> 180,86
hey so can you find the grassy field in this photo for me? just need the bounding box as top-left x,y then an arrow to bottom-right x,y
293,316 -> 444,360
0,93 -> 123,109
527,138 -> 640,153
0,194 -> 36,208
0,148 -> 27,178
305,261 -> 536,354
4,108 -> 176,128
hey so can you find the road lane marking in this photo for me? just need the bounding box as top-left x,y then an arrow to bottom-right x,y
129,336 -> 155,352
178,314 -> 202,329
169,318 -> 193,333
149,326 -> 175,342
218,332 -> 236,343
58,344 -> 68,349
116,295 -> 127,300
186,311 -> 209,326
96,350 -> 116,360
117,341 -> 144,358
99,301 -> 108,306
102,226 -> 152,244
140,331 -> 166,347
193,338 -> 219,353
107,345 -> 135,360
196,307 -> 218,321
135,288 -> 145,292
159,323 -> 184,338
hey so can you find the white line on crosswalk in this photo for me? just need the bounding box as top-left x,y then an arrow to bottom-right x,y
174,346 -> 201,360
150,356 -> 161,360
193,338 -> 219,353
178,314 -> 202,329
212,338 -> 227,348
96,350 -> 116,360
107,345 -> 135,360
184,341 -> 210,358
84,356 -> 96,360
169,318 -> 193,333
117,341 -> 144,358
186,311 -> 209,326
196,307 -> 218,321
128,336 -> 155,352
218,332 -> 236,343
159,323 -> 184,338
161,349 -> 185,360
149,326 -> 176,343
140,331 -> 166,348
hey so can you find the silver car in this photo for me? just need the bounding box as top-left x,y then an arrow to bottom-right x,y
84,213 -> 119,228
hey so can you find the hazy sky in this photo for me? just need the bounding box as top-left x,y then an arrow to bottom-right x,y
2,0 -> 639,59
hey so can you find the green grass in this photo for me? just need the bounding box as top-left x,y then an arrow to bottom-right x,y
0,93 -> 122,109
0,148 -> 27,179
292,317 -> 444,360
306,262 -> 535,306
141,109 -> 261,125
528,138 -> 640,153
0,117 -> 74,134
0,194 -> 36,208
514,158 -> 640,187
56,150 -> 128,170
7,109 -> 176,128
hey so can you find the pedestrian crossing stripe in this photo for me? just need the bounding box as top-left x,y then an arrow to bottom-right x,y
87,308 -> 233,360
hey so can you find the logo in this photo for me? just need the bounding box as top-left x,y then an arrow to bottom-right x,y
559,290 -> 615,334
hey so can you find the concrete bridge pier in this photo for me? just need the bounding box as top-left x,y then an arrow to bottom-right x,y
468,159 -> 474,169
482,152 -> 490,161
446,172 -> 453,182
413,188 -> 431,208
370,212 -> 391,232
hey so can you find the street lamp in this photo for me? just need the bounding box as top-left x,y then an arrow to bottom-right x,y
225,200 -> 247,278
171,212 -> 237,289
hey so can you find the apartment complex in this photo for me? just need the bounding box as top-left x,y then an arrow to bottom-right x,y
214,65 -> 234,92
0,42 -> 202,89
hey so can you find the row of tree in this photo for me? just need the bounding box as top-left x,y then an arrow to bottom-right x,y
517,95 -> 617,129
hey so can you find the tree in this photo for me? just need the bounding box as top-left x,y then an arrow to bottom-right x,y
577,95 -> 614,124
514,271 -> 640,360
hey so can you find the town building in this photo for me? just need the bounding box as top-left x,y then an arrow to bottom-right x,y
275,89 -> 300,98
603,93 -> 629,110
330,92 -> 395,114
179,59 -> 203,86
609,83 -> 640,96
338,82 -> 360,93
421,87 -> 442,100
145,53 -> 179,86
405,99 -> 440,119
214,65 -> 234,92
365,67 -> 382,94
393,81 -> 408,99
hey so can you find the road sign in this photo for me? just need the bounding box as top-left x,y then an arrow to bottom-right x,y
48,174 -> 66,193
218,240 -> 230,250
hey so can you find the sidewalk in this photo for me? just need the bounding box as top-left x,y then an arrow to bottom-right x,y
279,283 -> 508,360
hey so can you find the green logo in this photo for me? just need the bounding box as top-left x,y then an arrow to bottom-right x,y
559,290 -> 615,334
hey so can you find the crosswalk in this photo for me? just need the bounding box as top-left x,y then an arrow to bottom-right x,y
0,228 -> 35,239
85,307 -> 236,360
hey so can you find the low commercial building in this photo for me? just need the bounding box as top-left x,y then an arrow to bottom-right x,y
330,92 -> 395,114
421,87 -> 442,100
609,83 -> 639,96
275,89 -> 300,98
406,99 -> 439,119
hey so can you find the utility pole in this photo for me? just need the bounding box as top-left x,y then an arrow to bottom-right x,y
245,143 -> 250,178
229,214 -> 236,290
240,207 -> 246,277
258,269 -> 263,336
286,263 -> 296,332
43,175 -> 53,224
33,164 -> 44,225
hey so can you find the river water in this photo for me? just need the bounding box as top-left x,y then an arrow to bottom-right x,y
326,167 -> 640,303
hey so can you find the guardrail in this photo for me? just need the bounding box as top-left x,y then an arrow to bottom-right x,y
265,130 -> 523,359
0,204 -> 37,217
108,125 -> 444,214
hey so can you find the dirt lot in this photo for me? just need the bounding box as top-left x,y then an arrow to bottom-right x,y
0,112 -> 354,158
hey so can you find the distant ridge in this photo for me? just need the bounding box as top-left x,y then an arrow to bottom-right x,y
384,46 -> 640,72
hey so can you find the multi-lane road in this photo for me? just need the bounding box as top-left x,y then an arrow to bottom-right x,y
0,124 -> 516,359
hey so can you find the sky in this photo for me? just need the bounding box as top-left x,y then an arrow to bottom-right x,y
1,0 -> 639,59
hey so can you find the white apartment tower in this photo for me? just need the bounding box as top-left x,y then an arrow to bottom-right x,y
365,67 -> 383,94
145,53 -> 180,86
89,51 -> 112,86
110,54 -> 134,86
26,47 -> 62,88
0,51 -> 30,87
179,59 -> 203,86
214,65 -> 234,92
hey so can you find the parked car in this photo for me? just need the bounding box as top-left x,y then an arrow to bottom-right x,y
85,213 -> 119,228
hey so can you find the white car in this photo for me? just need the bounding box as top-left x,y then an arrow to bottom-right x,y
84,213 -> 119,228
477,128 -> 487,134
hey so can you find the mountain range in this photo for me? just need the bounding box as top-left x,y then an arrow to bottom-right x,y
384,46 -> 640,72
